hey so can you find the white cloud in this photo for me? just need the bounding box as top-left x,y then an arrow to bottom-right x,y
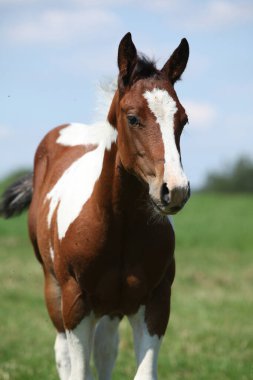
183,100 -> 217,129
73,0 -> 135,5
2,0 -> 252,47
142,0 -> 253,31
0,125 -> 12,140
187,0 -> 253,31
5,8 -> 120,44
0,0 -> 35,3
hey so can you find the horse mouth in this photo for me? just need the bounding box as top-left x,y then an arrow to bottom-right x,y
150,198 -> 183,216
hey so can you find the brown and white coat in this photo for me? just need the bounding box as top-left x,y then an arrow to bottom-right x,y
1,33 -> 190,380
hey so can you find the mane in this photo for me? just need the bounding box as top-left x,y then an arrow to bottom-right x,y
94,78 -> 117,122
94,54 -> 158,123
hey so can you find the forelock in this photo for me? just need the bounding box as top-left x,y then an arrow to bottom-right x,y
130,54 -> 160,84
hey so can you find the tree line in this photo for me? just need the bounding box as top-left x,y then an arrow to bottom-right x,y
202,156 -> 253,192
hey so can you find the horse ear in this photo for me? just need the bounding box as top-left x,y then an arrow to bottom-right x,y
161,38 -> 189,85
118,32 -> 137,88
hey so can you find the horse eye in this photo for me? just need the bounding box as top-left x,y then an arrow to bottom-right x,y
127,115 -> 139,126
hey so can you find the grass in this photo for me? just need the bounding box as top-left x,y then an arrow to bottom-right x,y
0,191 -> 252,379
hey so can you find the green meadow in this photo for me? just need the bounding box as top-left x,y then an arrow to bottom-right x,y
0,191 -> 252,379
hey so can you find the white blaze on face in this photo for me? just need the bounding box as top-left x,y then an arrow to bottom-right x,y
46,122 -> 117,240
143,88 -> 188,190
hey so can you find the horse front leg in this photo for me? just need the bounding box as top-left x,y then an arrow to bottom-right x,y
128,261 -> 175,380
43,269 -> 71,380
61,277 -> 96,380
128,305 -> 162,380
93,315 -> 121,380
66,315 -> 96,380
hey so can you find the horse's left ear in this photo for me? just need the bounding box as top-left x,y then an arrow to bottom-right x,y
161,38 -> 189,85
118,32 -> 137,88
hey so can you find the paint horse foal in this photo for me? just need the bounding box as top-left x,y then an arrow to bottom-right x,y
0,33 -> 190,380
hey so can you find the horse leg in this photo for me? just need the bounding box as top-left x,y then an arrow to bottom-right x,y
61,277 -> 96,380
128,305 -> 162,380
54,333 -> 71,380
93,316 -> 121,380
44,270 -> 71,380
128,262 -> 175,380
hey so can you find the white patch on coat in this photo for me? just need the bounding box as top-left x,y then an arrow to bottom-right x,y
54,332 -> 71,380
143,88 -> 188,190
128,305 -> 162,380
66,314 -> 96,380
49,243 -> 55,261
57,122 -> 117,150
93,316 -> 120,380
46,122 -> 117,240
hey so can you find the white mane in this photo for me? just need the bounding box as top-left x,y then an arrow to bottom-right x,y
94,78 -> 117,122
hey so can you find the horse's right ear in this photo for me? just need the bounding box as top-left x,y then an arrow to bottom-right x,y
118,32 -> 137,89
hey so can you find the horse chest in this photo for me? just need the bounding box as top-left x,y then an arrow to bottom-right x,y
57,217 -> 174,315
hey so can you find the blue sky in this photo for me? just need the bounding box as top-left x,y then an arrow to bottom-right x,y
1,0 -> 253,187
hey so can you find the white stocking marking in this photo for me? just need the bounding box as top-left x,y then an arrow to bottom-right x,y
66,314 -> 96,380
54,333 -> 71,380
128,306 -> 162,380
93,316 -> 120,380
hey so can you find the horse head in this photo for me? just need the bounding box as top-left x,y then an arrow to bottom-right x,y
109,33 -> 190,215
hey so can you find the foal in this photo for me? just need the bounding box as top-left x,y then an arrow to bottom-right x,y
1,33 -> 190,380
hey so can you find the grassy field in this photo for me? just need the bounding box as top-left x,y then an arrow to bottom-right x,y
0,190 -> 252,379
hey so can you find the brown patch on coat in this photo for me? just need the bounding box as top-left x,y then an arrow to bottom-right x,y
28,34 -> 189,335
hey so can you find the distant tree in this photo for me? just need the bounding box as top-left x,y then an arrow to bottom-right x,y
202,157 -> 253,192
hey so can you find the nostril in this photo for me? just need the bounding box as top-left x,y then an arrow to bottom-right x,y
161,183 -> 170,205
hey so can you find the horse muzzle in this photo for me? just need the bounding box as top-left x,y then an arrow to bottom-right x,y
150,181 -> 191,215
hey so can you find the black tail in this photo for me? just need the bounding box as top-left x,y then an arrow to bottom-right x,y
0,173 -> 33,218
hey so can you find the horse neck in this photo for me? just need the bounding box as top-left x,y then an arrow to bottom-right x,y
114,159 -> 149,218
